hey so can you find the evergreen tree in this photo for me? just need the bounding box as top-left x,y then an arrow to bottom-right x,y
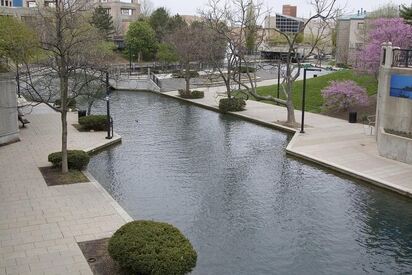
149,7 -> 170,42
91,5 -> 114,40
400,5 -> 412,22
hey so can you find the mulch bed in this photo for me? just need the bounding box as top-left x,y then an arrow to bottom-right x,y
39,166 -> 90,186
78,238 -> 124,275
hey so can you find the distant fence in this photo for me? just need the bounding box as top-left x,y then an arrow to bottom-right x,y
392,49 -> 412,68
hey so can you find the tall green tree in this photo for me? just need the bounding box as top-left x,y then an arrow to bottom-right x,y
167,14 -> 187,33
149,7 -> 170,42
400,5 -> 412,22
245,1 -> 257,53
126,20 -> 157,61
156,43 -> 178,65
0,17 -> 37,64
90,5 -> 114,40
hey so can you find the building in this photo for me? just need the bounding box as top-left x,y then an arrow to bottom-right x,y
97,0 -> 140,36
181,15 -> 202,25
1,0 -> 140,37
0,0 -> 12,7
282,4 -> 297,17
264,5 -> 304,35
335,9 -> 367,65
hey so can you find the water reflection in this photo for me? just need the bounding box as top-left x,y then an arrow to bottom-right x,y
88,91 -> 412,274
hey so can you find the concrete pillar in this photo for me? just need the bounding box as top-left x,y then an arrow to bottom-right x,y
0,73 -> 19,145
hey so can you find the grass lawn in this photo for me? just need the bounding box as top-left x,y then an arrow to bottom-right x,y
251,70 -> 378,113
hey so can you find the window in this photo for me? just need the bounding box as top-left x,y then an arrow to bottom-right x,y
121,8 -> 133,16
357,22 -> 364,30
120,0 -> 132,3
27,1 -> 37,7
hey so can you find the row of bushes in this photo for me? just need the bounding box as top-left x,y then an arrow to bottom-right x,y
79,115 -> 108,131
48,150 -> 90,170
172,70 -> 200,78
178,89 -> 204,99
54,98 -> 77,109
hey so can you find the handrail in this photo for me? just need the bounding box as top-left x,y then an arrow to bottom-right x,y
392,49 -> 412,68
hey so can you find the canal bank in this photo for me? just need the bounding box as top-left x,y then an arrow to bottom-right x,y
159,88 -> 412,198
87,90 -> 412,274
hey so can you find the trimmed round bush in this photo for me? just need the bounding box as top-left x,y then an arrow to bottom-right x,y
108,221 -> 197,275
219,97 -> 246,112
238,66 -> 256,73
178,89 -> 204,99
79,115 -> 108,131
48,150 -> 90,170
172,70 -> 199,78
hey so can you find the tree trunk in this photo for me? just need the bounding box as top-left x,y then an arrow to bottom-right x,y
61,109 -> 68,174
285,78 -> 296,125
87,101 -> 93,116
60,72 -> 69,174
185,61 -> 190,92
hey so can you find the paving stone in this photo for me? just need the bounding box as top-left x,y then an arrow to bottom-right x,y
0,107 -> 130,274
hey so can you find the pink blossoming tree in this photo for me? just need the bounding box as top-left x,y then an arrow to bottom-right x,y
356,18 -> 412,76
321,80 -> 369,112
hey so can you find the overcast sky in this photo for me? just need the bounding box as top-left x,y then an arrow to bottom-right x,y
149,0 -> 409,18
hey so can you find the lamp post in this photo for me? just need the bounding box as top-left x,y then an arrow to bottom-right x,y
105,71 -> 112,139
129,45 -> 132,76
276,61 -> 281,104
16,65 -> 21,98
300,67 -> 321,134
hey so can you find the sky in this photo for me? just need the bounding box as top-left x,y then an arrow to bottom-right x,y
149,0 -> 409,18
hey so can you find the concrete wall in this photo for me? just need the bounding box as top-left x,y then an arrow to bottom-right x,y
376,44 -> 412,164
0,73 -> 19,145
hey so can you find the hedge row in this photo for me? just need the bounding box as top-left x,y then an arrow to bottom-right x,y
178,90 -> 204,99
79,115 -> 108,131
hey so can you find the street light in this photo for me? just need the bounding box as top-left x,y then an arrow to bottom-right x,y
276,61 -> 281,104
300,67 -> 321,134
105,71 -> 112,139
16,65 -> 21,98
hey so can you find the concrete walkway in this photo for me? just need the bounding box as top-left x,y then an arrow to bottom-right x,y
163,87 -> 412,197
0,104 -> 130,275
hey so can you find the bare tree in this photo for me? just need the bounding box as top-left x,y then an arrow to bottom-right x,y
167,23 -> 214,94
247,0 -> 338,125
20,0 -> 110,173
204,0 -> 337,125
140,0 -> 154,18
202,0 -> 262,98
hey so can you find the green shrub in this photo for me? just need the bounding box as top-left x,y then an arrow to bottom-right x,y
178,89 -> 204,99
238,66 -> 256,73
54,98 -> 76,109
108,221 -> 197,275
219,97 -> 246,112
172,70 -> 199,78
79,115 -> 107,131
48,150 -> 90,170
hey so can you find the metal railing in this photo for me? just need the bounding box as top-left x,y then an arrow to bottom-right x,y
392,49 -> 412,68
150,72 -> 161,88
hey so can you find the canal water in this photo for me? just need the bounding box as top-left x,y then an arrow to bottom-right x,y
88,91 -> 412,274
